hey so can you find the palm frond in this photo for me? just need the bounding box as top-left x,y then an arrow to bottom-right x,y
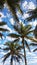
0,33 -> 3,38
25,25 -> 32,31
0,0 -> 23,22
2,47 -> 10,51
26,36 -> 37,42
16,4 -> 23,14
33,48 -> 37,52
0,28 -> 9,31
10,56 -> 13,65
26,30 -> 34,35
0,0 -> 5,9
26,8 -> 37,21
8,33 -> 20,38
0,22 -> 7,26
29,43 -> 37,46
3,52 -> 10,63
24,40 -> 31,52
6,0 -> 22,22
14,25 -> 21,34
34,25 -> 37,39
26,14 -> 37,21
11,38 -> 19,43
16,45 -> 23,50
15,56 -> 20,63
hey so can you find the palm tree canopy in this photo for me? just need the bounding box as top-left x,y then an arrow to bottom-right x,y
0,0 -> 23,22
1,42 -> 23,64
8,23 -> 37,42
26,8 -> 37,21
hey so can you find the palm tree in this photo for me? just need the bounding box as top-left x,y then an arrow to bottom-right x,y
26,7 -> 37,21
0,21 -> 9,38
8,22 -> 37,65
1,41 -> 23,65
0,0 -> 23,22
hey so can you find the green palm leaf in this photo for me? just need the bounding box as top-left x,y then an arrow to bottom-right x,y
11,38 -> 19,43
26,30 -> 34,35
29,43 -> 37,46
34,25 -> 37,39
8,33 -> 20,38
0,22 -> 7,26
24,40 -> 31,52
0,33 -> 3,37
33,48 -> 37,52
0,28 -> 9,31
0,0 -> 5,9
0,0 -> 23,22
3,52 -> 10,63
14,25 -> 21,34
26,36 -> 37,42
26,8 -> 37,21
1,41 -> 23,65
25,25 -> 32,31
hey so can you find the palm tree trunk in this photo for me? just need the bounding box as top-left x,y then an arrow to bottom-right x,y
22,38 -> 27,65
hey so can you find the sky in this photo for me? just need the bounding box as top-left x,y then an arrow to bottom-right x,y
0,0 -> 37,65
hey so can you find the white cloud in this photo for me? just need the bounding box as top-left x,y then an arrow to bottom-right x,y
0,12 -> 6,22
27,52 -> 36,56
0,12 -> 6,18
10,18 -> 14,25
22,1 -> 36,10
0,44 -> 4,48
6,36 -> 16,41
22,13 -> 29,19
0,19 -> 2,22
22,1 -> 28,9
27,2 -> 36,9
29,20 -> 37,27
19,20 -> 25,26
0,25 -> 15,33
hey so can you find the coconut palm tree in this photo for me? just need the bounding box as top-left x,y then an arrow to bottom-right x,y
0,0 -> 23,22
8,22 -> 37,65
1,41 -> 23,65
0,21 -> 9,38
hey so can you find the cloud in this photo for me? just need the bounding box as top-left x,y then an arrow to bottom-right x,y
0,19 -> 2,22
0,12 -> 6,22
0,12 -> 6,18
6,36 -> 16,41
10,18 -> 15,25
0,25 -> 15,33
28,20 -> 37,27
22,1 -> 36,10
22,1 -> 28,9
27,2 -> 36,9
22,13 -> 29,19
0,44 -> 4,48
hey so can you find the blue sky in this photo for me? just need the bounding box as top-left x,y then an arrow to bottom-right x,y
0,0 -> 37,65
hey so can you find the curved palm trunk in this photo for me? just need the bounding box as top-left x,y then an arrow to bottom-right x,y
22,38 -> 27,65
